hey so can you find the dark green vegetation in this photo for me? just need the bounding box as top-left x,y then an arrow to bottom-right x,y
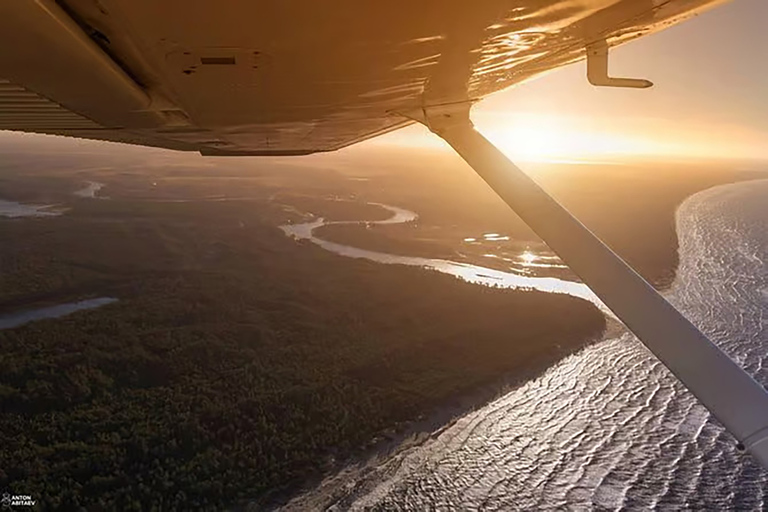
0,143 -> 605,510
316,148 -> 764,288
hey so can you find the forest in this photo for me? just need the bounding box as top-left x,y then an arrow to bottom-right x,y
0,156 -> 606,510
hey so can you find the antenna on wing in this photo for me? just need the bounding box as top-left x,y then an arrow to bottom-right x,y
586,39 -> 653,88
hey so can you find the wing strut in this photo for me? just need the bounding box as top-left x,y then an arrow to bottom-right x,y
412,103 -> 768,469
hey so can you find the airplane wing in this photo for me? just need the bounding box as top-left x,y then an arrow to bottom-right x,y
7,0 -> 768,475
0,0 -> 725,156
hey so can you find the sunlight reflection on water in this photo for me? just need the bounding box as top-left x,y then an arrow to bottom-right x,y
282,180 -> 768,511
281,204 -> 607,314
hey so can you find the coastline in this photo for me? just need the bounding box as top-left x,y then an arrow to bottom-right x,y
263,174 -> 763,510
262,319 -> 622,511
311,162 -> 766,291
0,180 -> 607,511
258,198 -> 631,509
3,157 -> 763,510
287,177 -> 768,510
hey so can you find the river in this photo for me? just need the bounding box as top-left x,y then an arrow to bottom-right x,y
0,180 -> 103,218
0,298 -> 118,330
0,199 -> 63,218
281,204 -> 608,315
280,179 -> 768,510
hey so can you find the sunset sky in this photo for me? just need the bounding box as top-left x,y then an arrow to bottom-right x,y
376,0 -> 768,163
0,0 -> 764,164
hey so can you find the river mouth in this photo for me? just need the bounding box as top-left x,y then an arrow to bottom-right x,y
278,180 -> 768,510
281,202 -> 610,316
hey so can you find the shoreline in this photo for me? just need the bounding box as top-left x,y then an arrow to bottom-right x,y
3,161 -> 762,510
262,175 -> 762,510
262,318 -> 624,511
312,163 -> 767,291
259,197 -> 632,510
0,178 -> 608,511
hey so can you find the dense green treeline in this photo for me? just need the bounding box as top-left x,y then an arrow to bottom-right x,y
0,195 -> 604,510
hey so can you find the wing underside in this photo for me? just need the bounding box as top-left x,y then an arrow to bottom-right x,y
0,0 -> 725,155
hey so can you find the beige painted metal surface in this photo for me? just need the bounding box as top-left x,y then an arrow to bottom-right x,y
0,0 -> 726,154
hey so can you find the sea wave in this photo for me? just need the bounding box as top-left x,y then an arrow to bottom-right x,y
283,179 -> 768,510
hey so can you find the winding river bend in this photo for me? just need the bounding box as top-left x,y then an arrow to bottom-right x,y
281,204 -> 608,315
281,180 -> 768,510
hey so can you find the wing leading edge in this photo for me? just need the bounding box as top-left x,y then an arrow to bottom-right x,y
0,0 -> 726,154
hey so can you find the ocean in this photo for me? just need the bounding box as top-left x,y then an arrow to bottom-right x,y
285,179 -> 768,510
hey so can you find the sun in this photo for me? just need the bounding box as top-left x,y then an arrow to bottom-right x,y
479,112 -> 653,162
489,114 -> 564,160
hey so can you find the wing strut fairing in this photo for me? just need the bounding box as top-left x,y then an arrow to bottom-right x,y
410,102 -> 768,470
